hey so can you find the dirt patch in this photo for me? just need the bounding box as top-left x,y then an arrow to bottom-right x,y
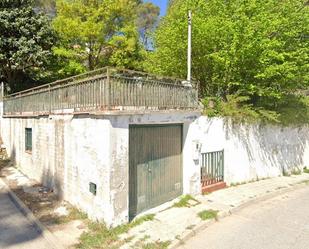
0,159 -> 10,171
0,161 -> 61,221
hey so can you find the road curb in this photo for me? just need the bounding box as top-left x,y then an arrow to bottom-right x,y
169,181 -> 308,249
0,178 -> 65,249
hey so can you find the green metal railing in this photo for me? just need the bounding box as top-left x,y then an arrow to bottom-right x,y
201,150 -> 224,186
2,67 -> 199,116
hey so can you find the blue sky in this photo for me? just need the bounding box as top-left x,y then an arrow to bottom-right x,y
146,0 -> 168,16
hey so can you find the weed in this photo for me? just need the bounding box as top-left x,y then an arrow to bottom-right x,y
140,235 -> 150,242
124,236 -> 135,243
77,214 -> 155,249
198,209 -> 218,220
173,195 -> 200,208
53,207 -> 88,224
186,225 -> 195,230
303,167 -> 309,174
230,181 -> 247,187
202,191 -> 211,195
282,170 -> 291,177
113,214 -> 155,234
291,168 -> 302,175
138,241 -> 171,249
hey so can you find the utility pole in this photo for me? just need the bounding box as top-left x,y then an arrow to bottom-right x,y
187,10 -> 192,82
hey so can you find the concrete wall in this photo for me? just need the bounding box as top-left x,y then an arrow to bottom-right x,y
99,112 -> 201,225
0,113 -> 114,224
194,117 -> 309,184
0,107 -> 201,226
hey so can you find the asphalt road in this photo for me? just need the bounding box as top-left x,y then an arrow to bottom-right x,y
180,186 -> 309,249
0,181 -> 51,249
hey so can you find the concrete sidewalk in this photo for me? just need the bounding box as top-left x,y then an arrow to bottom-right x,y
120,174 -> 309,248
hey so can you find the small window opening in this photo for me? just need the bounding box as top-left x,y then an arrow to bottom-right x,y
25,128 -> 32,152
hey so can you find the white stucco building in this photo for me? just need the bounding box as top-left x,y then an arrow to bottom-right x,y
0,68 -> 202,226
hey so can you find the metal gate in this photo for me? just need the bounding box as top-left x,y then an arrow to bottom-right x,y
129,124 -> 183,220
201,150 -> 224,187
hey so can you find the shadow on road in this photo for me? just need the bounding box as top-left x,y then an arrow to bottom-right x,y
0,191 -> 43,248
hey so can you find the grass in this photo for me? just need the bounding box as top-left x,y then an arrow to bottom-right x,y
198,209 -> 218,220
172,195 -> 200,208
113,214 -> 155,234
140,235 -> 151,242
142,241 -> 171,249
53,207 -> 88,224
77,214 -> 155,249
133,240 -> 171,249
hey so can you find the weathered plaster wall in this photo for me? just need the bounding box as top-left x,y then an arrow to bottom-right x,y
0,108 -> 201,226
103,112 -> 201,225
0,113 -> 113,224
193,117 -> 309,184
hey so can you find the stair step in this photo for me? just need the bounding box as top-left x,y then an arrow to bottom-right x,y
202,182 -> 227,194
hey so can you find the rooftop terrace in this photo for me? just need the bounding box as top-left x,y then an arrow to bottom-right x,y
1,67 -> 199,116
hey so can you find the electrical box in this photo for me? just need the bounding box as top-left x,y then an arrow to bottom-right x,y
89,182 -> 97,195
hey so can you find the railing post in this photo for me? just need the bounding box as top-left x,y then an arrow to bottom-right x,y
49,84 -> 51,114
0,82 -> 3,101
222,149 -> 224,181
0,82 -> 3,115
106,67 -> 111,110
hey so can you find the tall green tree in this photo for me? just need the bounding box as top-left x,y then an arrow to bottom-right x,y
137,2 -> 160,49
147,0 -> 309,102
0,0 -> 56,92
53,0 -> 145,76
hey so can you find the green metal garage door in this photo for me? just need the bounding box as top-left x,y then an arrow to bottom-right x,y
129,124 -> 183,220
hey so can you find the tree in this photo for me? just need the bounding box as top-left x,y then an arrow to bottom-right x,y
0,0 -> 56,92
137,2 -> 160,49
147,0 -> 309,103
53,0 -> 145,75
